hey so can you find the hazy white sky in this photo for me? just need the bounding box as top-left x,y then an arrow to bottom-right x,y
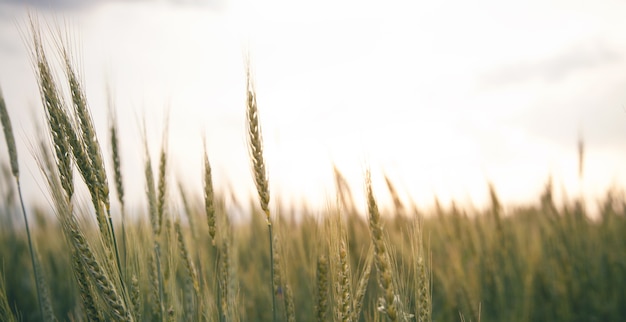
2,0 -> 626,215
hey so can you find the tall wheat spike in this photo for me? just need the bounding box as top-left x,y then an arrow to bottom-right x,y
315,254 -> 329,322
130,274 -> 141,321
203,136 -> 217,245
175,220 -> 200,297
107,86 -> 127,266
218,238 -> 231,321
58,40 -> 123,274
156,116 -> 170,236
27,18 -> 74,202
245,62 -> 270,222
148,248 -> 163,321
366,170 -> 398,322
337,240 -> 352,322
142,124 -> 159,236
352,246 -> 374,322
245,57 -> 277,321
411,219 -> 431,322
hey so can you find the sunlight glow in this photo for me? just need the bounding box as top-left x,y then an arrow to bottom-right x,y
1,0 -> 626,215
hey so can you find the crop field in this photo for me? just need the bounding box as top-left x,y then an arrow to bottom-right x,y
1,19 -> 625,322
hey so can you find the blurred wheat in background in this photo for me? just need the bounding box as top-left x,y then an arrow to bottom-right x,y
0,13 -> 626,322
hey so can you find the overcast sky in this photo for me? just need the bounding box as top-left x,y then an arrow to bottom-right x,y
2,0 -> 626,215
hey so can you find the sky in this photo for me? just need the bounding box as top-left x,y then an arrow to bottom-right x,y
2,0 -> 626,216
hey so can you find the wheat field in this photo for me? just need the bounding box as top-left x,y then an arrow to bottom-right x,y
0,19 -> 625,322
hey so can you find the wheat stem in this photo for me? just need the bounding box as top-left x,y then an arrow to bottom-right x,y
1,85 -> 49,321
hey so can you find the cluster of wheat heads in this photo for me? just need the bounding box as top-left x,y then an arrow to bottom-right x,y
3,13 -> 626,322
0,19 -> 433,322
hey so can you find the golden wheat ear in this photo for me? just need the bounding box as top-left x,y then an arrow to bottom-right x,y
314,254 -> 329,322
245,57 -> 279,321
365,170 -> 399,322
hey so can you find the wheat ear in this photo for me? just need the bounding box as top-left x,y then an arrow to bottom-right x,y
71,249 -> 102,322
148,248 -> 162,320
107,87 -> 127,267
411,219 -> 431,322
202,136 -> 216,245
59,43 -> 124,278
34,251 -> 56,322
366,170 -> 398,322
156,116 -> 170,236
66,218 -> 132,321
28,19 -> 74,201
175,220 -> 200,297
130,274 -> 141,321
337,240 -> 352,322
315,254 -> 329,322
352,246 -> 374,322
142,123 -> 159,236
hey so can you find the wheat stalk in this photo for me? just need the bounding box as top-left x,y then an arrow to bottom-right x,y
245,57 -> 277,321
1,83 -> 51,321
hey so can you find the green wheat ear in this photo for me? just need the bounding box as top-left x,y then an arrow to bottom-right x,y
203,136 -> 217,245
